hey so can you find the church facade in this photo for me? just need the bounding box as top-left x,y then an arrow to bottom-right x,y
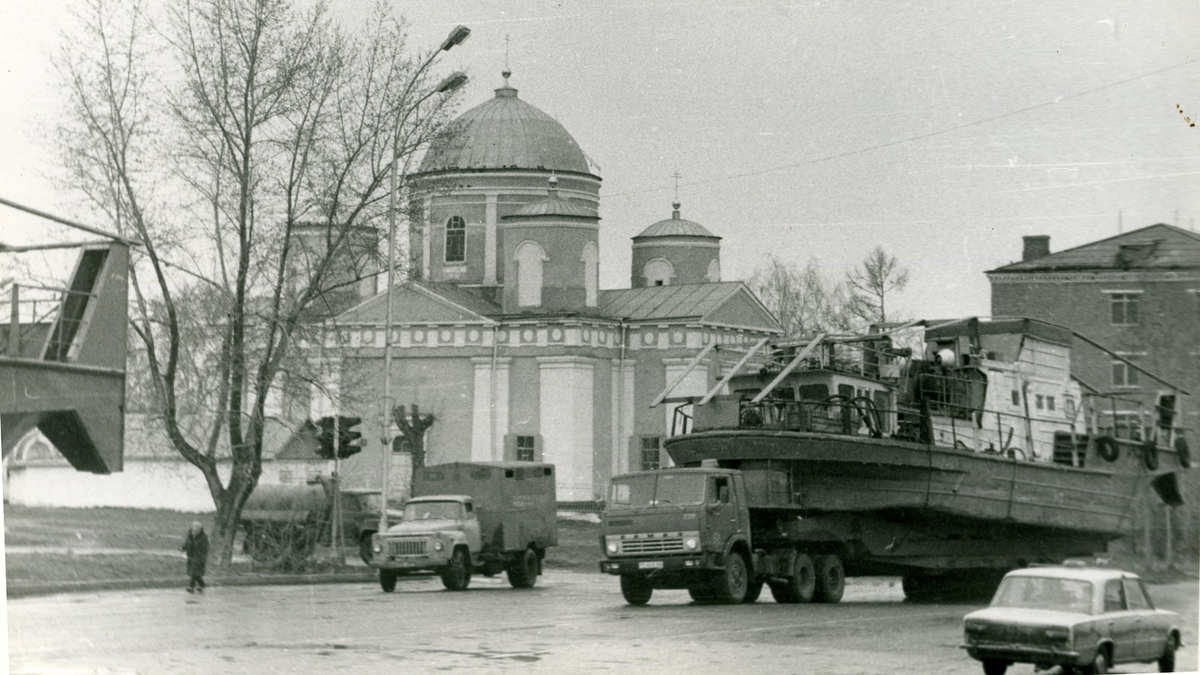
329,74 -> 782,503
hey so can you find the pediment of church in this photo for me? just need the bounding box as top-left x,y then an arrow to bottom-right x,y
336,281 -> 500,325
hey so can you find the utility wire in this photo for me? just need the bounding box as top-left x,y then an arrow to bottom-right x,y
607,58 -> 1200,199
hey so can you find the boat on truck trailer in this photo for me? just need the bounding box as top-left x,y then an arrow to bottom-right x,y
599,317 -> 1191,605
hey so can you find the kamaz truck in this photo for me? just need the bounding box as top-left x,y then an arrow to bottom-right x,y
368,462 -> 557,592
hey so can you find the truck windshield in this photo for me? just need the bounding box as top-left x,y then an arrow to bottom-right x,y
990,576 -> 1093,615
609,473 -> 707,509
403,501 -> 463,520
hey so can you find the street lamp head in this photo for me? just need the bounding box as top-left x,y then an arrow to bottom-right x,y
441,25 -> 471,51
436,71 -> 469,94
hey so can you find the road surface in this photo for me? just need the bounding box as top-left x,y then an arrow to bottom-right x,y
9,571 -> 1197,674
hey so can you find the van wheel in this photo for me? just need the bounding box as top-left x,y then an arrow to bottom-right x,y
507,548 -> 539,589
620,575 -> 652,606
441,549 -> 471,591
771,553 -> 816,604
359,534 -> 375,565
813,554 -> 845,603
712,553 -> 749,603
379,570 -> 397,593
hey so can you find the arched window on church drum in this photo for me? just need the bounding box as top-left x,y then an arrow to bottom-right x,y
581,241 -> 598,307
706,258 -> 721,283
444,216 -> 465,263
644,258 -> 675,286
515,240 -> 548,307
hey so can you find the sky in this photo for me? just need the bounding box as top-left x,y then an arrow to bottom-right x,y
2,0 -> 1198,320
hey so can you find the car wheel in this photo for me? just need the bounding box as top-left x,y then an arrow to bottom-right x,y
711,553 -> 749,603
620,575 -> 652,606
981,659 -> 1007,675
813,553 -> 845,603
359,535 -> 375,565
506,548 -> 539,589
440,548 -> 471,591
379,570 -> 397,593
1084,648 -> 1109,675
1158,634 -> 1177,672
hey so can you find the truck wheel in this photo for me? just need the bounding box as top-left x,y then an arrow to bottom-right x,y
770,553 -> 815,604
813,554 -> 845,603
744,580 -> 763,603
441,549 -> 471,591
688,586 -> 717,603
507,548 -> 539,589
620,575 -> 653,606
712,553 -> 749,603
981,659 -> 1007,675
380,570 -> 398,593
359,534 -> 376,565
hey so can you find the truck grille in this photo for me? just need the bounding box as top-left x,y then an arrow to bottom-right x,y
619,537 -> 685,554
387,538 -> 428,556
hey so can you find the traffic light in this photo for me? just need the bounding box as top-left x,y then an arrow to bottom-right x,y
314,415 -> 364,459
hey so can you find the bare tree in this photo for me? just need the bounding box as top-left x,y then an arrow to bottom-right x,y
392,404 -> 435,470
749,255 -> 854,337
846,245 -> 910,326
53,0 -> 463,566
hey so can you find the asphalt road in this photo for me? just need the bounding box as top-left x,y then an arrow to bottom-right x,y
8,571 -> 1197,675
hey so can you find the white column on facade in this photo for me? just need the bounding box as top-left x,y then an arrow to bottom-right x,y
539,356 -> 595,501
611,359 -> 636,476
470,357 -> 510,462
484,192 -> 498,285
492,359 -> 511,461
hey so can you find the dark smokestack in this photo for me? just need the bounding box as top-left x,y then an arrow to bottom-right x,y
1022,235 -> 1050,262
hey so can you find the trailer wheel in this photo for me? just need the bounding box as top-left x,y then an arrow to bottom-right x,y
770,553 -> 815,604
813,554 -> 845,603
620,575 -> 653,606
441,548 -> 471,591
507,548 -> 539,589
379,570 -> 398,593
711,553 -> 749,603
359,533 -> 376,565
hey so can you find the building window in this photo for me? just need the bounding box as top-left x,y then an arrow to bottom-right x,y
1035,394 -> 1044,410
1046,396 -> 1055,411
643,258 -> 674,287
640,437 -> 661,470
1112,355 -> 1141,388
515,241 -> 547,307
444,216 -> 466,263
1110,292 -> 1140,325
516,435 -> 536,462
1011,390 -> 1020,406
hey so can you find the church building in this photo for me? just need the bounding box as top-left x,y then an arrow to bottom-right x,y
330,73 -> 782,504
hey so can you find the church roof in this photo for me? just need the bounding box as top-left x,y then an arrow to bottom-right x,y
599,282 -> 774,328
634,202 -> 719,239
506,182 -> 597,219
417,81 -> 593,176
988,223 -> 1200,273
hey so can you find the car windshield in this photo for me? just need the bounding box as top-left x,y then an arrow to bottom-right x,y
991,576 -> 1094,614
608,473 -> 707,509
403,501 -> 462,520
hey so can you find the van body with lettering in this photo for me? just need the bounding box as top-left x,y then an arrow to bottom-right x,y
368,462 -> 557,592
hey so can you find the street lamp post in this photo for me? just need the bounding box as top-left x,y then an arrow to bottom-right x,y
379,25 -> 470,535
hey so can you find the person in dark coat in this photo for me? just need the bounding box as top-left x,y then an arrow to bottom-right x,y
181,521 -> 209,593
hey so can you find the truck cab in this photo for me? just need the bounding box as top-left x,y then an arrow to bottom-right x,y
371,495 -> 482,591
600,468 -> 754,605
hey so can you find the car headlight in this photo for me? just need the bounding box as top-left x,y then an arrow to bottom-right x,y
606,542 -> 619,554
685,537 -> 699,550
433,541 -> 444,551
372,543 -> 383,553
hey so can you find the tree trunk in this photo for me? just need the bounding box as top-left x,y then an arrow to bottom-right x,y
394,404 -> 435,470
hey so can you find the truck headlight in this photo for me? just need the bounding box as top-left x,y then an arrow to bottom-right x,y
685,537 -> 699,550
433,541 -> 444,551
606,542 -> 619,554
372,543 -> 383,553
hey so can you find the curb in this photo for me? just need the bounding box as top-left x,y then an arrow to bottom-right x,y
7,571 -> 377,599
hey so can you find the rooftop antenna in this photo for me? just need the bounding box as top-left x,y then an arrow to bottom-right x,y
503,34 -> 511,84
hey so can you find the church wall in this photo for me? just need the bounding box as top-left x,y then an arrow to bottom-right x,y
591,357 -> 614,501
631,240 -> 720,287
537,355 -> 595,501
631,347 -> 668,470
507,356 -> 542,458
500,222 -> 598,312
427,195 -> 486,283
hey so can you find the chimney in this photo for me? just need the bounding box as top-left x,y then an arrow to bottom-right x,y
1022,235 -> 1050,262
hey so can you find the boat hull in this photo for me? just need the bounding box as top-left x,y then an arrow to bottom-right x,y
666,430 -> 1155,538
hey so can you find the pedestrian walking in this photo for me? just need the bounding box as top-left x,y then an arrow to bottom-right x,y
181,521 -> 209,593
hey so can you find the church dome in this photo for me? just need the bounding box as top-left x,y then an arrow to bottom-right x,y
418,82 -> 593,175
634,202 -> 719,240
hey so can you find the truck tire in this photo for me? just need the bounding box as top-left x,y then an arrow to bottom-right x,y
744,580 -> 763,603
620,575 -> 653,606
813,554 -> 845,603
770,553 -> 815,604
507,548 -> 539,589
688,587 -> 717,603
441,548 -> 471,591
380,570 -> 398,593
711,552 -> 749,604
359,533 -> 376,565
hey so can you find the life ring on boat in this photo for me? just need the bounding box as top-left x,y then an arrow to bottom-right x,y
1141,440 -> 1159,471
1095,435 -> 1119,462
1175,438 -> 1192,468
740,407 -> 763,428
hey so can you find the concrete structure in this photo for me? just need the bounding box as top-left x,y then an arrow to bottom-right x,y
987,223 -> 1200,443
